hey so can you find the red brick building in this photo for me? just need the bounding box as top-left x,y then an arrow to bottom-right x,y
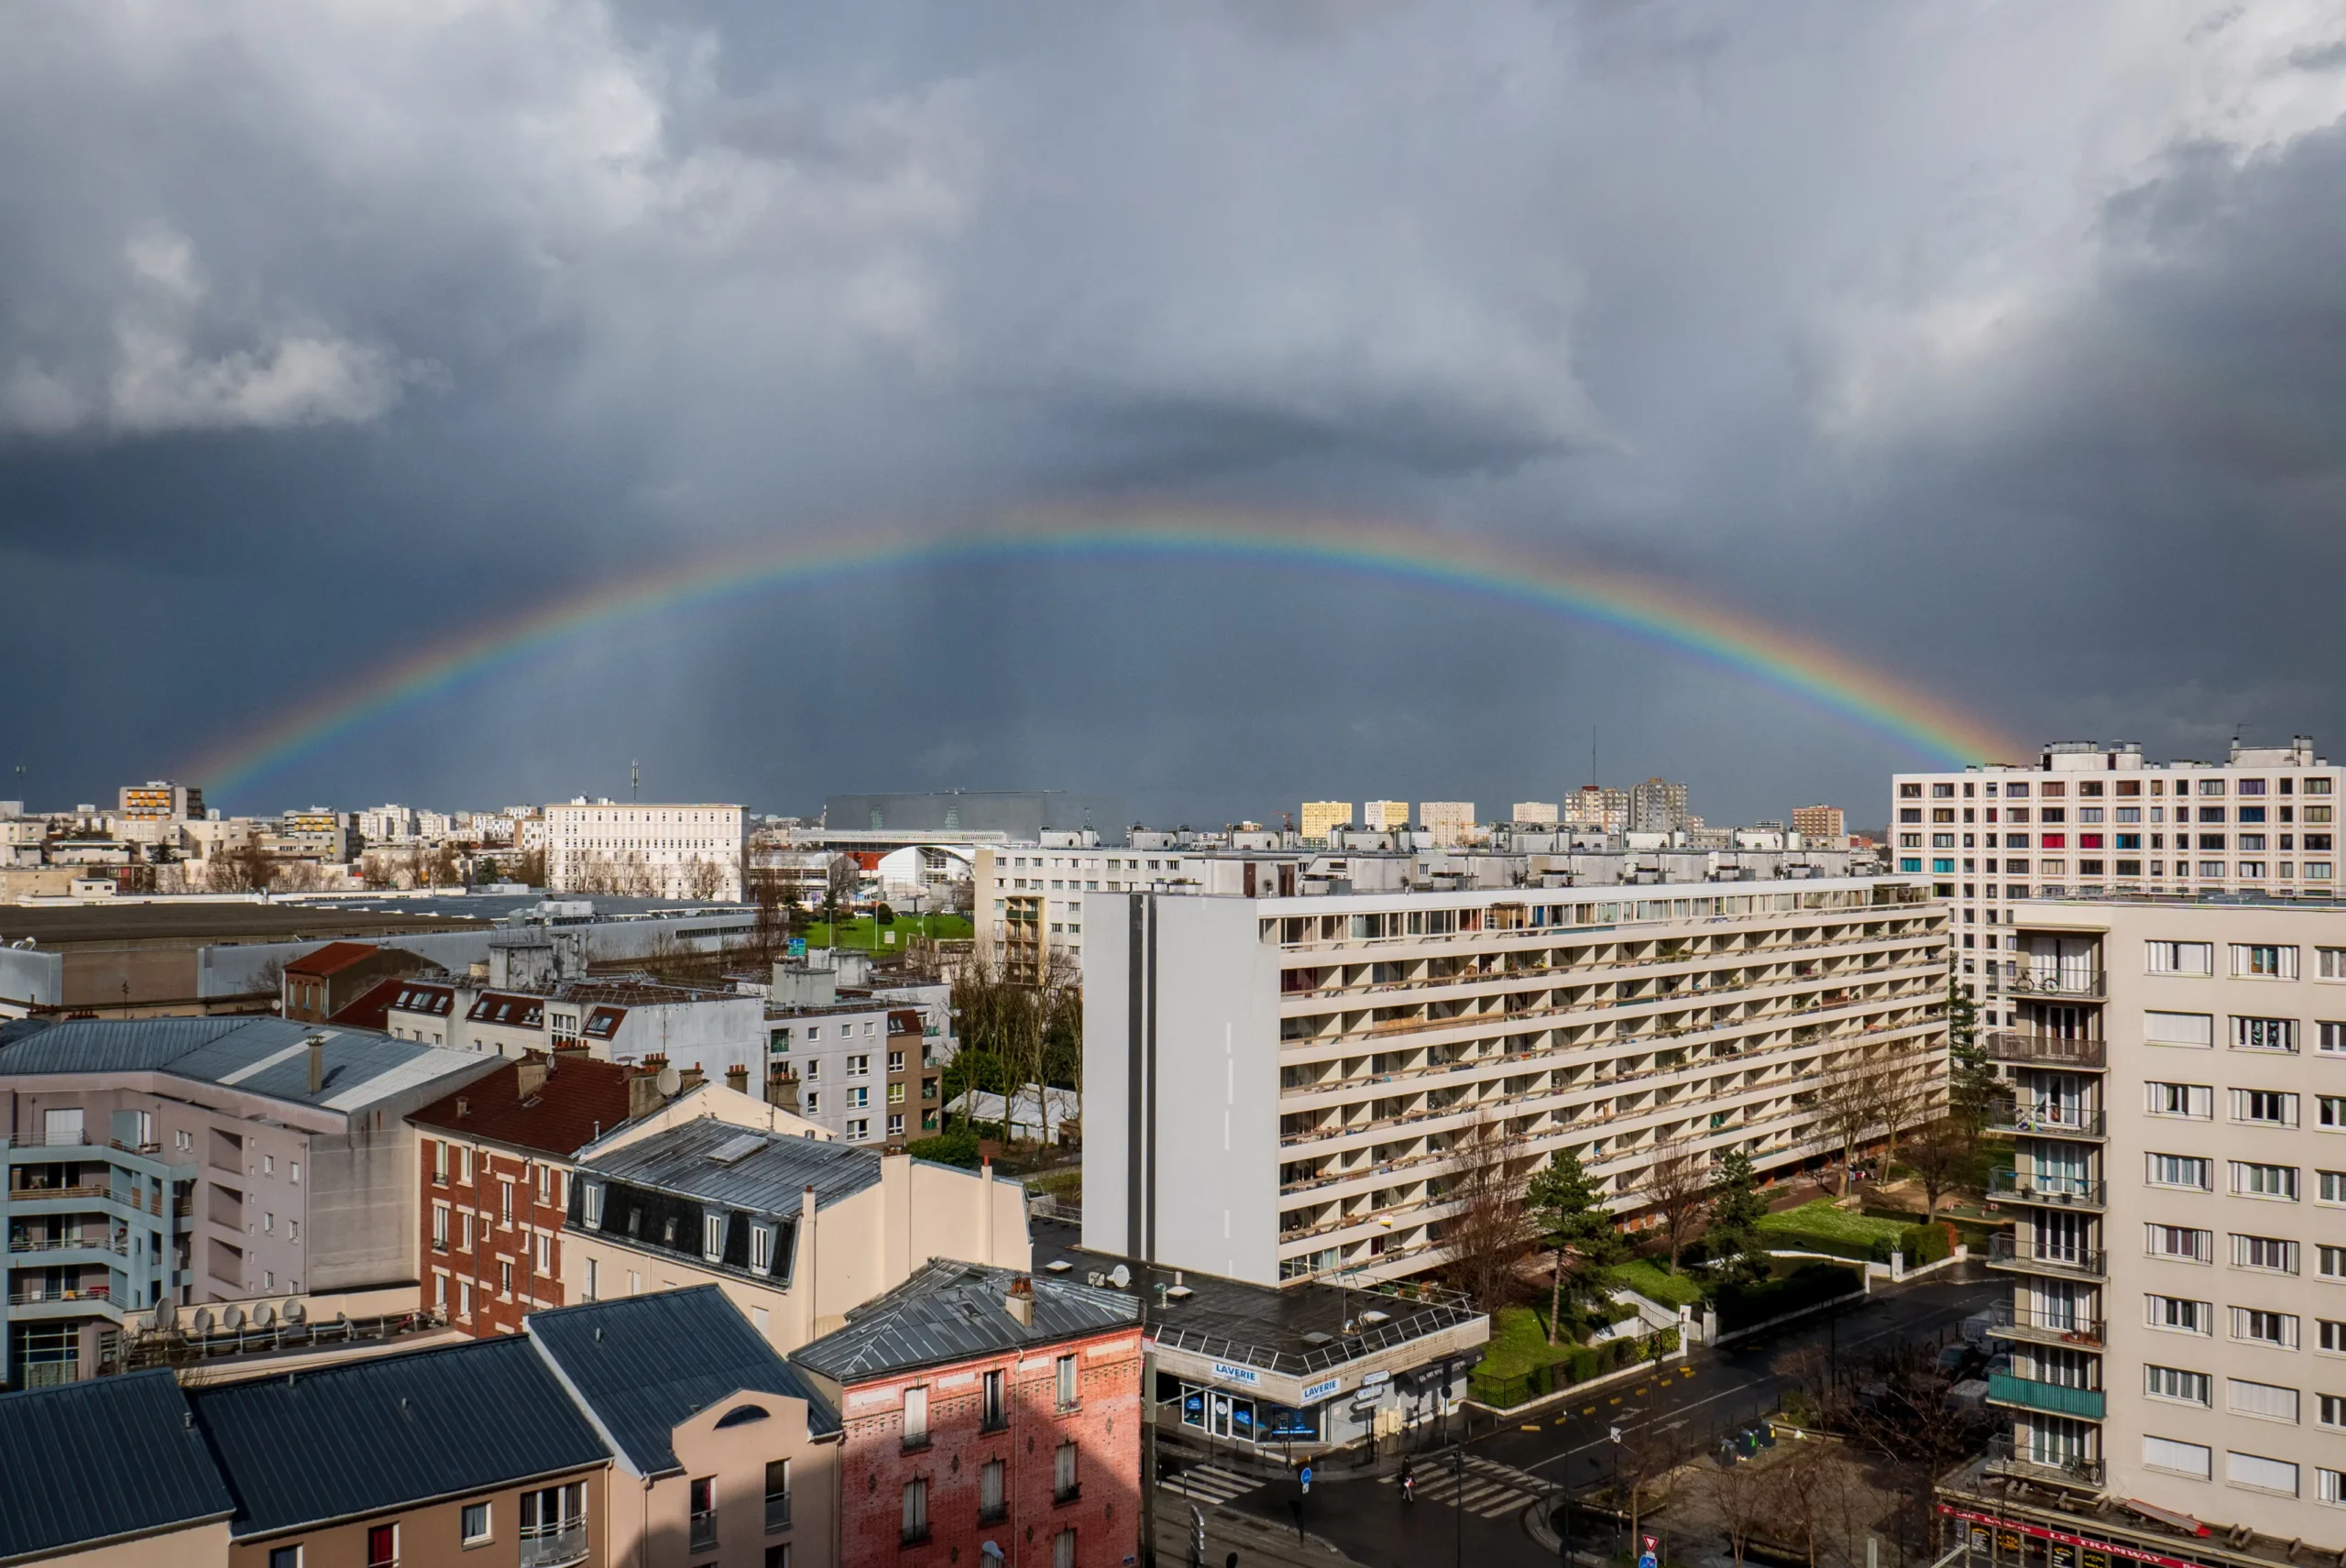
410,1050 -> 645,1336
793,1260 -> 1144,1568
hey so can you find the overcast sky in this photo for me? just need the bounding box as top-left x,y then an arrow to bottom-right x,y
4,1 -> 2343,828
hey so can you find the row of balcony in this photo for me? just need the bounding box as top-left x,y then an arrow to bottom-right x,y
1986,1104 -> 2104,1140
1288,938 -> 1939,1005
1272,908 -> 1934,956
1986,1372 -> 2105,1420
1982,1032 -> 2105,1069
1986,1234 -> 2105,1279
1984,969 -> 2107,1000
1986,1301 -> 2105,1348
1987,1169 -> 2107,1211
1981,1436 -> 2105,1490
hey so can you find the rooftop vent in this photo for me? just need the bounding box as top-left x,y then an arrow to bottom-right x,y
1164,1285 -> 1194,1301
1043,1259 -> 1073,1273
707,1133 -> 766,1166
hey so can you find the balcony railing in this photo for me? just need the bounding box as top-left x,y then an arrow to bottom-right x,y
688,1510 -> 717,1552
7,1236 -> 128,1256
1983,1436 -> 2105,1490
1988,968 -> 2106,1000
1986,1234 -> 2105,1278
7,1284 -> 110,1305
1987,1373 -> 2105,1420
1988,1302 -> 2105,1347
518,1520 -> 589,1568
764,1495 -> 791,1533
1982,1032 -> 2105,1069
1987,1104 -> 2105,1139
1989,1169 -> 2107,1209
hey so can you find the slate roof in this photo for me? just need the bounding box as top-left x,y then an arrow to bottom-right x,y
579,1115 -> 885,1212
794,1259 -> 1139,1384
409,1054 -> 638,1157
530,1286 -> 840,1475
190,1336 -> 608,1537
0,1014 -> 493,1114
0,1369 -> 236,1561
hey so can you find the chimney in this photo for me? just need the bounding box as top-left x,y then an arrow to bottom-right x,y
724,1063 -> 750,1095
516,1053 -> 549,1100
627,1069 -> 663,1122
1004,1273 -> 1034,1328
305,1033 -> 326,1094
455,1096 -> 470,1119
680,1065 -> 707,1093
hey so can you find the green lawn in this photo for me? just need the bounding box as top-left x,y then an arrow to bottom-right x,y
797,913 -> 973,950
1476,1305 -> 1580,1383
1610,1257 -> 1705,1309
1757,1199 -> 1908,1246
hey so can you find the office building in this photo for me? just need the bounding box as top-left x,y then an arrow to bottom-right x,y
545,799 -> 746,902
1085,877 -> 1947,1288
1891,739 -> 2341,1026
1792,805 -> 1847,842
793,1259 -> 1141,1568
1418,802 -> 1477,848
1299,801 -> 1351,840
0,1014 -> 498,1387
1943,895 -> 2346,1558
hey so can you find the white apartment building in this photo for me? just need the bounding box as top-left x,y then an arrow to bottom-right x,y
1419,802 -> 1478,848
1084,877 -> 1947,1288
1514,802 -> 1562,826
1362,800 -> 1409,832
543,800 -> 745,902
356,804 -> 416,844
1960,895 -> 2346,1554
1893,740 -> 2341,1028
1565,786 -> 1630,833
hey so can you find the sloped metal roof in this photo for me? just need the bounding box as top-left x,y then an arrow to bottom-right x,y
793,1259 -> 1139,1384
578,1116 -> 884,1212
0,1014 -> 490,1113
0,1369 -> 235,1560
529,1285 -> 840,1475
190,1336 -> 608,1537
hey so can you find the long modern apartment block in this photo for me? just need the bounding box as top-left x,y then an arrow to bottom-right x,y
1083,877 -> 1948,1288
1956,895 -> 2346,1555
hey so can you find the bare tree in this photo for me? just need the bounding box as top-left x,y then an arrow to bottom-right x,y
1816,1058 -> 1883,1196
513,847 -> 548,888
1705,1451 -> 1772,1568
680,855 -> 726,901
205,837 -> 274,894
1902,1119 -> 1974,1218
1641,1135 -> 1711,1274
1440,1111 -> 1530,1314
1863,1046 -> 1930,1175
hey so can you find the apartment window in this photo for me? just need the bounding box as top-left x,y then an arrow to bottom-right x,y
2323,1023 -> 2346,1055
2149,1295 -> 2211,1334
981,1369 -> 1006,1431
583,1183 -> 604,1229
459,1146 -> 473,1183
366,1523 -> 397,1566
2146,1083 -> 2212,1119
2232,1163 -> 2299,1201
903,1386 -> 930,1449
2321,948 -> 2346,980
2232,1089 -> 2298,1126
847,1054 -> 870,1077
433,1204 -> 450,1251
2143,1435 -> 2211,1479
2228,1451 -> 2299,1496
270,1549 -> 303,1568
2234,1016 -> 2298,1053
805,1093 -> 820,1115
2322,1172 -> 2346,1206
2146,1365 -> 2210,1406
765,1458 -> 792,1532
461,1502 -> 491,1545
847,1118 -> 867,1140
690,1477 -> 718,1551
902,1479 -> 929,1545
585,1258 -> 597,1301
886,1081 -> 904,1104
2149,1225 -> 2213,1263
499,1260 -> 514,1297
2327,1469 -> 2346,1506
2326,1320 -> 2346,1354
2228,1378 -> 2302,1423
751,1224 -> 773,1274
2231,1307 -> 2299,1348
886,1113 -> 904,1138
460,1212 -> 473,1251
2320,1245 -> 2346,1280
2324,1395 -> 2346,1430
934,1450 -> 987,1530
2233,944 -> 2299,979
2320,1096 -> 2346,1129
847,1087 -> 868,1110
459,1280 -> 472,1320
499,1181 -> 513,1225
433,1140 -> 449,1183
1057,1354 -> 1080,1411
2147,1154 -> 2211,1190
2146,1011 -> 2214,1048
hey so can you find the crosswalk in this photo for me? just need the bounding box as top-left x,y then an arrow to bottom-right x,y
1379,1453 -> 1548,1519
1158,1464 -> 1262,1506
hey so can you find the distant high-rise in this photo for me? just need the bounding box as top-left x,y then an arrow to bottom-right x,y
1417,801 -> 1476,848
1299,801 -> 1351,840
1511,802 -> 1561,826
1361,800 -> 1409,832
1790,805 -> 1846,841
117,780 -> 203,822
1563,785 -> 1629,833
1629,777 -> 1690,834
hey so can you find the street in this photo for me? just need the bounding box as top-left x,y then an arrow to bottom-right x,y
1171,1271 -> 2000,1568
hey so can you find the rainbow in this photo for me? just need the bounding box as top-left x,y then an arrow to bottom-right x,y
184,506 -> 2025,800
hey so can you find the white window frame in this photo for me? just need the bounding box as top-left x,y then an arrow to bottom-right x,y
2145,1365 -> 2211,1407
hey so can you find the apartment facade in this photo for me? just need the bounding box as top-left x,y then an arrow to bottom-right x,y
545,800 -> 747,903
1418,802 -> 1477,848
117,781 -> 203,822
1972,896 -> 2346,1548
768,1002 -> 936,1148
1791,805 -> 1847,842
1891,739 -> 2341,1025
1084,877 -> 1948,1288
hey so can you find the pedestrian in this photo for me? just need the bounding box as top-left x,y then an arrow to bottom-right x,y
1401,1463 -> 1416,1506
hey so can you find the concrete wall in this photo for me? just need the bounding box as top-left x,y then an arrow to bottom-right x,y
226,1464 -> 610,1568
602,1389 -> 840,1568
42,1519 -> 233,1567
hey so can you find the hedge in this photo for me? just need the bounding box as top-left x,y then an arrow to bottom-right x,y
1468,1328 -> 1680,1409
1714,1264 -> 1861,1333
1899,1221 -> 1956,1265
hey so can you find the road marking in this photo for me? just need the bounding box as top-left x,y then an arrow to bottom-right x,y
1582,1405 -> 1595,1415
1160,1464 -> 1259,1506
1636,1386 -> 1650,1395
1522,1424 -> 1541,1432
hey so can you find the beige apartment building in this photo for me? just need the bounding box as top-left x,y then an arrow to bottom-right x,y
1963,894 -> 2346,1553
1299,801 -> 1352,840
1891,739 -> 2341,1028
1086,876 -> 1948,1288
1418,801 -> 1478,848
544,799 -> 746,902
1362,800 -> 1409,832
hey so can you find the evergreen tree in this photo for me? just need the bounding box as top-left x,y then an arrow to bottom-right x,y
1702,1147 -> 1770,1287
1946,981 -> 1996,1133
1527,1148 -> 1626,1344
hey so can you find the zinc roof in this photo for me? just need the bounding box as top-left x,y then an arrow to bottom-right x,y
0,1369 -> 235,1561
793,1258 -> 1138,1384
0,1014 -> 492,1114
529,1286 -> 840,1475
579,1116 -> 884,1212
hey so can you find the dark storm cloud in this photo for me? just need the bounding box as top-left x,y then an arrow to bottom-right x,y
3,1 -> 2345,821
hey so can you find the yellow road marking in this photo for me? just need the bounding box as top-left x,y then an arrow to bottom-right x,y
1522,1424 -> 1542,1432
1582,1406 -> 1596,1415
1608,1397 -> 1621,1405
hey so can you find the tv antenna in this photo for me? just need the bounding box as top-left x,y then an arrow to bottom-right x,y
630,760 -> 640,802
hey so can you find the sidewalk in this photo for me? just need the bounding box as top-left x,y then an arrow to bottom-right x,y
1152,1497 -> 1365,1567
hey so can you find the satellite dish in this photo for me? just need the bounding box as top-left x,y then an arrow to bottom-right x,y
282,1299 -> 305,1324
222,1306 -> 245,1331
153,1302 -> 179,1333
655,1064 -> 682,1097
1108,1264 -> 1131,1289
252,1303 -> 274,1328
191,1308 -> 214,1335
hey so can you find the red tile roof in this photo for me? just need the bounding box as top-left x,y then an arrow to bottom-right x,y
285,940 -> 381,978
407,1054 -> 639,1157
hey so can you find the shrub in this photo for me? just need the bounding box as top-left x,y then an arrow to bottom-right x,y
1714,1264 -> 1860,1332
1899,1221 -> 1956,1264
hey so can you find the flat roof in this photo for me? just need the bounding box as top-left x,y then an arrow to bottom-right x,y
0,903 -> 490,948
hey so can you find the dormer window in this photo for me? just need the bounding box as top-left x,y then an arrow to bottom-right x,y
582,1182 -> 605,1230
703,1213 -> 725,1262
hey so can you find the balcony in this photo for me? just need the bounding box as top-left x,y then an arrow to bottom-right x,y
1982,1436 -> 2105,1491
1983,1032 -> 2105,1069
1054,1484 -> 1082,1506
1989,969 -> 2106,1001
764,1495 -> 791,1533
688,1510 -> 717,1552
1989,1169 -> 2107,1210
518,1520 -> 589,1568
1987,1302 -> 2105,1349
1986,1234 -> 2105,1279
1987,1373 -> 2105,1421
1987,1104 -> 2105,1140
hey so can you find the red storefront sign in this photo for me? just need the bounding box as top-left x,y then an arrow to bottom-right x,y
1936,1506 -> 2210,1568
